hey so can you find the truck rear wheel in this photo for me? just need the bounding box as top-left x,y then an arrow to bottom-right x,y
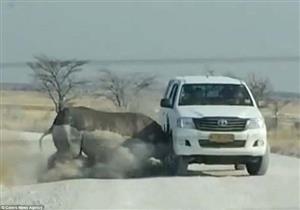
246,145 -> 270,176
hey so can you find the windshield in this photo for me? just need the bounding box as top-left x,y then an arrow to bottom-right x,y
178,84 -> 253,106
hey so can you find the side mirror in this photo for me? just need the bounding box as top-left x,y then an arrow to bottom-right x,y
160,98 -> 172,108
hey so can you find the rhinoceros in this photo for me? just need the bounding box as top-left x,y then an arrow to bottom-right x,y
39,106 -> 169,170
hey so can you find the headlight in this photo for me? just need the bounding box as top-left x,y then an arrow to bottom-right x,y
246,118 -> 265,129
177,117 -> 195,129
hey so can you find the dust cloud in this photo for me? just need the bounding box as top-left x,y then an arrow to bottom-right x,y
40,130 -> 164,182
0,131 -> 50,186
1,130 -> 166,186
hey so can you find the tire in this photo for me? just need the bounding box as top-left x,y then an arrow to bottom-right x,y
246,144 -> 270,176
167,155 -> 188,176
176,156 -> 189,175
164,145 -> 189,176
163,133 -> 189,176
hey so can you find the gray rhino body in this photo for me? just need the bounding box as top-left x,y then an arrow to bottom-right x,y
41,106 -> 168,170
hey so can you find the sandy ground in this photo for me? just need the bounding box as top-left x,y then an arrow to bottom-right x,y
1,131 -> 300,210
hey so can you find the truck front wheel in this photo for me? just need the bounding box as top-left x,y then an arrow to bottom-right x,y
175,156 -> 189,175
246,145 -> 270,176
165,154 -> 189,176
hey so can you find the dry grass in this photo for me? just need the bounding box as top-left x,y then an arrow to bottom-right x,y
0,90 -> 160,132
2,108 -> 55,132
280,102 -> 300,115
1,90 -> 52,107
268,128 -> 300,158
0,90 -> 119,132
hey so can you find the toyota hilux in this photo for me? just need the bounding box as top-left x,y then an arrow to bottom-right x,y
159,76 -> 269,176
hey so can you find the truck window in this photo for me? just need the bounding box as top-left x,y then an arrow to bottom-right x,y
164,80 -> 174,98
169,84 -> 179,107
178,84 -> 253,106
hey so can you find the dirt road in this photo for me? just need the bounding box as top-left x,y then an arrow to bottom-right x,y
1,131 -> 299,210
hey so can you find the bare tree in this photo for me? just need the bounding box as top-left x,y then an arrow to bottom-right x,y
28,55 -> 88,113
269,99 -> 290,129
203,64 -> 215,76
132,73 -> 157,94
95,69 -> 156,109
246,73 -> 272,102
245,73 -> 291,129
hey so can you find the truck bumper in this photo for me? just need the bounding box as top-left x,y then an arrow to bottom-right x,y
172,128 -> 267,157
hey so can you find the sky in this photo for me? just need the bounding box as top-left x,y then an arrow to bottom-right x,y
1,0 -> 299,92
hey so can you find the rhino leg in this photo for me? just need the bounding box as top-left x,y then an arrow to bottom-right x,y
48,124 -> 83,170
52,125 -> 82,158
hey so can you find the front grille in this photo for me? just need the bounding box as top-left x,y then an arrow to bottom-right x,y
199,140 -> 246,148
193,117 -> 248,132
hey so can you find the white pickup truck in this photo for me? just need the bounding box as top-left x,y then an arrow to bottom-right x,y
159,76 -> 269,176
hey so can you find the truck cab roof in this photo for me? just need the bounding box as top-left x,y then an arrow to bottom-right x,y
172,76 -> 244,85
